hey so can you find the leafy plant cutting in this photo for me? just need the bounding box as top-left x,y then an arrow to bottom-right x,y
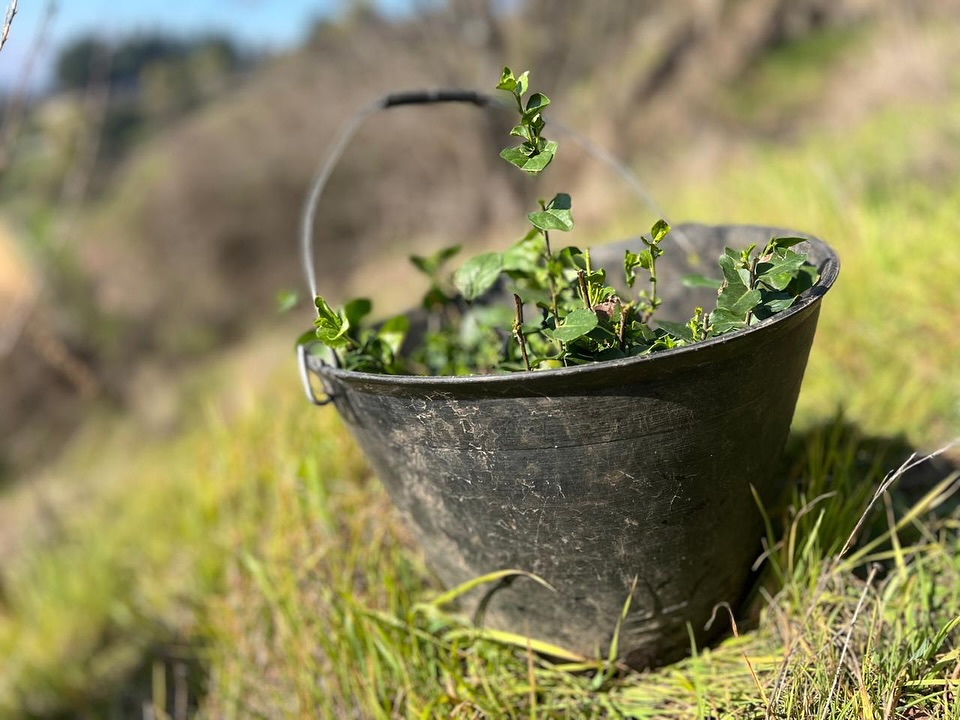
308,68 -> 819,375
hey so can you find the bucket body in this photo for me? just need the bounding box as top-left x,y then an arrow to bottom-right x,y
311,223 -> 839,666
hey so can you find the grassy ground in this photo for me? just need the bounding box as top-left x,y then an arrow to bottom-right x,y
2,41 -> 960,720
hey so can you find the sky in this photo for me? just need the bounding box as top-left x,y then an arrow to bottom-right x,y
0,0 -> 413,90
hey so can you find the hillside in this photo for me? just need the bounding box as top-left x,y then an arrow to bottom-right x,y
1,3 -> 959,714
6,0 -> 960,477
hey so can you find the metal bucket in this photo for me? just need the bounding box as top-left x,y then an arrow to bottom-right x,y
297,93 -> 840,666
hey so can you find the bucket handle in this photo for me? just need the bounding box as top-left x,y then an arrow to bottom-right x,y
297,87 -> 683,406
298,343 -> 334,406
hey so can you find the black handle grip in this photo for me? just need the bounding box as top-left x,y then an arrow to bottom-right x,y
382,89 -> 494,109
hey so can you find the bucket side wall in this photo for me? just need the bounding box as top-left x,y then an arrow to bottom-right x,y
327,304 -> 821,664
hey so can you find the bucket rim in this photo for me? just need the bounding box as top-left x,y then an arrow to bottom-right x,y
306,223 -> 839,390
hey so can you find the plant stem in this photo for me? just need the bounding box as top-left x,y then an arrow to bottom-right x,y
577,271 -> 592,310
616,299 -> 628,351
513,293 -> 531,371
745,253 -> 759,326
648,260 -> 658,320
542,230 -> 562,329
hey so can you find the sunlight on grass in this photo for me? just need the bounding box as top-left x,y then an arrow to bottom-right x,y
0,394 -> 367,716
643,98 -> 960,446
2,34 -> 959,720
199,407 -> 959,719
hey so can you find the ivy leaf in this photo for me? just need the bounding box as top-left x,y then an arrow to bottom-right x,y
788,264 -> 819,295
497,68 -> 529,96
558,246 -> 586,270
343,298 -> 372,329
379,315 -> 409,356
760,291 -> 798,316
516,70 -> 529,96
527,193 -> 573,232
650,219 -> 671,244
509,124 -> 533,142
421,285 -> 450,310
500,144 -> 531,165
681,273 -> 722,290
295,328 -> 319,347
717,285 -> 762,316
523,92 -> 550,118
756,249 -> 807,291
718,253 -> 751,287
769,236 -> 806,251
709,308 -> 750,334
496,67 -> 517,92
500,140 -> 557,174
513,285 -> 552,307
624,249 -> 653,286
542,307 -> 599,342
657,320 -> 694,343
276,290 -> 298,313
502,234 -> 543,274
410,245 -> 461,277
314,296 -> 350,348
454,252 -> 504,301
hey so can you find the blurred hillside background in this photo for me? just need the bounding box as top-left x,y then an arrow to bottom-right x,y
1,0 -> 959,716
3,0 -> 957,482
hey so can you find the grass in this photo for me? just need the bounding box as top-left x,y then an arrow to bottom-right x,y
617,93 -> 960,448
718,24 -> 868,132
2,33 -> 960,720
198,408 -> 960,719
3,382 -> 956,718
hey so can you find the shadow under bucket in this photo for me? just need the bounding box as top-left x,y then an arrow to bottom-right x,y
301,222 -> 839,667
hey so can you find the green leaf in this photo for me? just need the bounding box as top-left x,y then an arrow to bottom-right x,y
624,249 -> 653,286
500,140 -> 557,174
276,289 -> 298,313
313,296 -> 350,348
523,92 -> 550,117
717,286 -> 762,316
513,285 -> 552,307
502,234 -> 543,274
558,246 -> 586,270
379,314 -> 408,356
657,320 -> 694,343
343,298 -> 372,329
650,219 -> 671,243
497,69 -> 529,96
709,308 -> 750,334
718,253 -> 751,287
500,144 -> 531,165
761,292 -> 798,314
516,71 -> 529,96
542,307 -> 598,342
496,67 -> 517,92
295,328 -> 319,347
681,273 -> 722,290
769,236 -> 806,251
788,263 -> 819,295
420,285 -> 449,310
527,193 -> 573,232
453,251 -> 504,301
509,124 -> 533,142
410,245 -> 461,277
756,249 -> 807,291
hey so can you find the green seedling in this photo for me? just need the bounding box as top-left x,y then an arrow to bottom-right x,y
308,68 -> 818,374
